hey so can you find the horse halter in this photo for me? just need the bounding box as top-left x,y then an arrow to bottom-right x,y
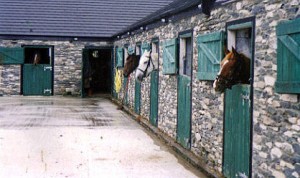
137,53 -> 154,78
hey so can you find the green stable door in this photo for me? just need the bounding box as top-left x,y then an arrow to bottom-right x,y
223,20 -> 254,178
23,47 -> 53,96
150,41 -> 159,126
135,43 -> 150,114
150,70 -> 158,126
177,36 -> 192,149
223,85 -> 251,178
177,75 -> 191,148
23,64 -> 53,96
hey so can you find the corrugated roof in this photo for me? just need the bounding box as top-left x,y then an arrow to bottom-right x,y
0,0 -> 174,38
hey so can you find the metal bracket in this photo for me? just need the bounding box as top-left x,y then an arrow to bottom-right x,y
44,89 -> 52,94
44,66 -> 52,71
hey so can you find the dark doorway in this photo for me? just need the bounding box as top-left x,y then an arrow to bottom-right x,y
82,48 -> 112,97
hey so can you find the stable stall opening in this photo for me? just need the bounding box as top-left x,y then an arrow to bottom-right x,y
177,30 -> 193,149
223,17 -> 255,178
24,47 -> 51,64
82,48 -> 112,97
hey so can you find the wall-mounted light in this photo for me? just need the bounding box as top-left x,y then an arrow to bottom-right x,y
117,36 -> 120,39
127,32 -> 131,35
198,4 -> 202,9
161,18 -> 166,23
140,27 -> 144,30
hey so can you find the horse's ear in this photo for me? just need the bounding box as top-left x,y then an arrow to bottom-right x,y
225,48 -> 230,55
232,46 -> 238,55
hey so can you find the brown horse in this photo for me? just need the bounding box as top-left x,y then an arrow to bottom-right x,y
213,47 -> 250,93
123,54 -> 140,77
33,51 -> 41,65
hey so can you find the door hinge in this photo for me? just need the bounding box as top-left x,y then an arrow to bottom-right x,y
44,66 -> 52,71
44,89 -> 52,94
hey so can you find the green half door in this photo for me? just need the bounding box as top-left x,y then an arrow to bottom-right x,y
150,70 -> 159,126
223,85 -> 251,178
177,75 -> 191,148
177,36 -> 192,149
23,64 -> 53,96
134,80 -> 141,114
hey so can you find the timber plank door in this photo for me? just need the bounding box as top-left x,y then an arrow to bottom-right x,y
223,19 -> 254,178
150,40 -> 159,126
177,35 -> 192,149
23,47 -> 53,96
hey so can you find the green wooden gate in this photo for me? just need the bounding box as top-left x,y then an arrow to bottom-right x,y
177,75 -> 191,148
23,64 -> 53,96
223,85 -> 251,178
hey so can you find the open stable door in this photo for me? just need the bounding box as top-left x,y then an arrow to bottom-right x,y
223,18 -> 254,178
150,40 -> 159,126
177,33 -> 192,149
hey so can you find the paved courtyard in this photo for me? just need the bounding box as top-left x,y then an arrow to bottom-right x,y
0,96 -> 207,178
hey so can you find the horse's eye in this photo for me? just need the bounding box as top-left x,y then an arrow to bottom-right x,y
144,61 -> 148,64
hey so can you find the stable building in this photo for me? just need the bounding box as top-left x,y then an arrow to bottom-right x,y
113,0 -> 300,178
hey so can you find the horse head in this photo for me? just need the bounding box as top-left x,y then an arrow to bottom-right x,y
135,50 -> 158,82
213,47 -> 250,93
123,54 -> 140,77
33,51 -> 41,65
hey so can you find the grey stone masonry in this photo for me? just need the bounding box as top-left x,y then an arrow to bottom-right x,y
0,40 -> 111,95
114,0 -> 300,177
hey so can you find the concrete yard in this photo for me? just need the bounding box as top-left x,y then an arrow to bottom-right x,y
0,96 -> 207,178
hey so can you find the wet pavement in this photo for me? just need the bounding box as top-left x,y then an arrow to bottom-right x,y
0,96 -> 207,178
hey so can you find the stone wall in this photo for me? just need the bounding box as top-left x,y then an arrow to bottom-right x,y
0,40 -> 111,95
114,0 -> 300,177
249,0 -> 300,178
0,65 -> 21,95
